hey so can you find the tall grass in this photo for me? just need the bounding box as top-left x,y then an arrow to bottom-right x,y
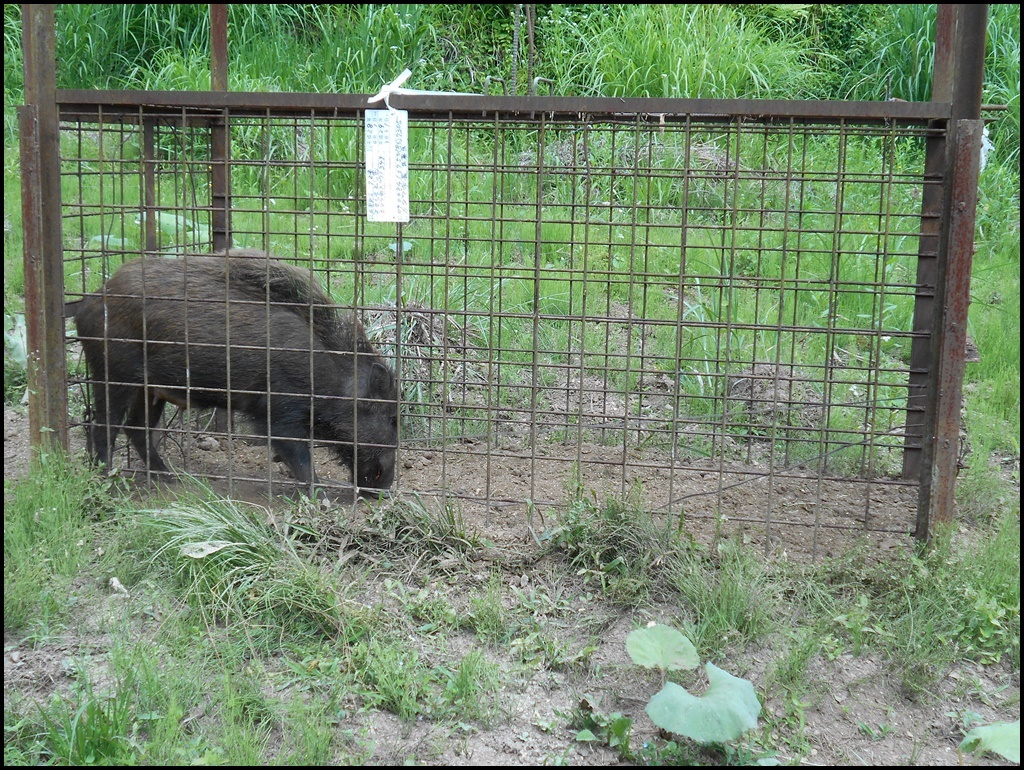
136,485 -> 366,641
3,451 -> 113,638
842,4 -> 938,103
982,4 -> 1021,166
53,4 -> 212,90
965,162 -> 1021,458
538,4 -> 824,99
104,4 -> 448,96
843,3 -> 1020,166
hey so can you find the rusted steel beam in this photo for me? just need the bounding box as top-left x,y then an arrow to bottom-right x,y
209,4 -> 231,441
209,13 -> 232,254
210,4 -> 228,92
56,89 -> 951,125
210,3 -> 231,252
950,5 -> 988,121
903,5 -> 959,480
142,120 -> 158,253
211,117 -> 232,252
20,4 -> 68,457
915,5 -> 989,542
932,5 -> 958,102
917,121 -> 984,538
18,105 -> 45,451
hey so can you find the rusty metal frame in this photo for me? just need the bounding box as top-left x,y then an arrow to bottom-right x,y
20,4 -> 988,547
56,89 -> 950,124
903,5 -> 988,539
20,4 -> 67,459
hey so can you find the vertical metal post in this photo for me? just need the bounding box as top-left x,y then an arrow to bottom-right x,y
525,4 -> 536,90
20,4 -> 68,457
915,4 -> 988,541
209,4 -> 232,442
210,3 -> 231,252
903,4 -> 957,480
211,4 -> 228,92
143,120 -> 158,253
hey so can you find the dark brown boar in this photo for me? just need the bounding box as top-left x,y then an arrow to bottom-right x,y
69,251 -> 399,493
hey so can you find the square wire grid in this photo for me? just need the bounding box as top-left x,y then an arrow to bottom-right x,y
60,106 -> 938,558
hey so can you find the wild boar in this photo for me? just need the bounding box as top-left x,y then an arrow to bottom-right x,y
68,251 -> 398,492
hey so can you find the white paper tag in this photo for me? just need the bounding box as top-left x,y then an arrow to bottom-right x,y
365,109 -> 410,223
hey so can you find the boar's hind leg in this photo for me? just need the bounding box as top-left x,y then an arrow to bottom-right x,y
122,393 -> 170,474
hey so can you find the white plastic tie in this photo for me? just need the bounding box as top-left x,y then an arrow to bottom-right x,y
367,69 -> 477,110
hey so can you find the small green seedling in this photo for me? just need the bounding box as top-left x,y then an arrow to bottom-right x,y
627,623 -> 762,745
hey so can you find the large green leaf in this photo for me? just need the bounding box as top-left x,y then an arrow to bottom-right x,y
626,624 -> 699,671
87,234 -> 134,250
4,313 -> 27,368
645,663 -> 761,744
959,720 -> 1020,763
180,540 -> 233,559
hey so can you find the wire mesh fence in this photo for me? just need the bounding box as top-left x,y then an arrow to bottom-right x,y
58,96 -> 945,559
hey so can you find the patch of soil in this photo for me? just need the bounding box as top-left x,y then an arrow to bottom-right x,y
4,403 -> 1018,766
51,398 -> 918,560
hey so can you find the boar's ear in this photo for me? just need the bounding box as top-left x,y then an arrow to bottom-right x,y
357,361 -> 395,398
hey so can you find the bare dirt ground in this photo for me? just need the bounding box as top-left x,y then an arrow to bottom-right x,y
4,403 -> 1019,765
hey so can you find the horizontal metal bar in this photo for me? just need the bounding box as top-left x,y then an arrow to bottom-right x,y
55,89 -> 952,124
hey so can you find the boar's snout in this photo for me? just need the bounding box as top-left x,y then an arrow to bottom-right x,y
357,448 -> 396,491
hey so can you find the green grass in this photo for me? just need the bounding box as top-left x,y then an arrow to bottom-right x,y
541,491 -> 680,607
135,484 -> 376,643
842,4 -> 939,103
535,4 -> 824,99
982,5 -> 1021,166
3,629 -> 378,765
2,450 -> 116,637
669,538 -> 778,659
30,671 -> 140,765
842,4 -> 1020,167
964,162 -> 1021,458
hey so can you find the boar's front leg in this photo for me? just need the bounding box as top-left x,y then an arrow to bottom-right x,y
267,429 -> 319,491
